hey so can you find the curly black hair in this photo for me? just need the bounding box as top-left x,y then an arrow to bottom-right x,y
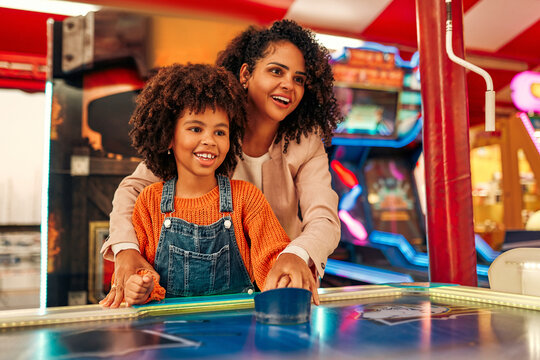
216,19 -> 341,152
129,63 -> 247,180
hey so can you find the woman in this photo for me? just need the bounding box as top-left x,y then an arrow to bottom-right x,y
100,19 -> 342,307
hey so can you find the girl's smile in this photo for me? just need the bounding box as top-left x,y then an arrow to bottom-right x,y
193,152 -> 217,169
170,108 -> 230,194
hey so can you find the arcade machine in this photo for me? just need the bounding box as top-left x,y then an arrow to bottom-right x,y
323,44 -> 492,286
45,11 -> 149,307
43,9 -> 255,307
469,70 -> 540,251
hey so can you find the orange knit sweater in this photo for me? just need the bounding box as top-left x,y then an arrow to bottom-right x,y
132,179 -> 291,302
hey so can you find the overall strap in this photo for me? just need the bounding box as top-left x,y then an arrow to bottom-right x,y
217,175 -> 233,213
160,177 -> 177,214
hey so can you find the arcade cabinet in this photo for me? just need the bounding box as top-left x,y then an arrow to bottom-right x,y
324,44 -> 493,286
323,44 -> 427,285
46,11 -> 148,306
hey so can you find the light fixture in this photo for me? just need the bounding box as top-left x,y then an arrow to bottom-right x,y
0,0 -> 100,16
314,33 -> 364,52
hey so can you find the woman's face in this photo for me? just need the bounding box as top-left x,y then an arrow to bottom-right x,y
240,41 -> 306,125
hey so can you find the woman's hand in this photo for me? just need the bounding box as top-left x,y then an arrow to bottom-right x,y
99,249 -> 159,308
263,253 -> 320,305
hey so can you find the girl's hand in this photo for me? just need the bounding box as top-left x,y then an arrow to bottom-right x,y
264,253 -> 320,305
99,249 -> 159,308
124,274 -> 154,305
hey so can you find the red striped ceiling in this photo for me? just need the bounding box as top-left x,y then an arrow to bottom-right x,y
0,0 -> 538,125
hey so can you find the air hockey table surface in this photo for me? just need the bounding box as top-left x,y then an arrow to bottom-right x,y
2,283 -> 540,359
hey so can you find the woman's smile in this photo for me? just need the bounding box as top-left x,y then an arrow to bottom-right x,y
242,41 -> 306,124
171,108 -> 230,182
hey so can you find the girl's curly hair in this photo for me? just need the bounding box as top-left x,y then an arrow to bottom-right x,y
129,63 -> 247,180
216,19 -> 342,152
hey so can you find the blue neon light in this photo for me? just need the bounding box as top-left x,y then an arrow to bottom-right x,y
325,259 -> 413,284
332,116 -> 423,147
476,264 -> 490,277
340,184 -> 362,211
409,51 -> 420,68
369,230 -> 492,277
369,231 -> 429,267
475,234 -> 501,263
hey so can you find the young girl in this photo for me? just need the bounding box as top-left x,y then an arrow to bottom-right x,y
119,63 -> 290,304
101,20 -> 341,307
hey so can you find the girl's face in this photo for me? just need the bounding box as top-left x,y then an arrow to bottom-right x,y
240,41 -> 306,124
170,107 -> 230,182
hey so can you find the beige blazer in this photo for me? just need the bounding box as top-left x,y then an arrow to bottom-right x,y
101,133 -> 340,276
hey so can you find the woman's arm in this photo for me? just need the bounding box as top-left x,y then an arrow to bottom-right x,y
242,185 -> 290,287
100,161 -> 161,259
288,135 -> 341,278
242,184 -> 320,304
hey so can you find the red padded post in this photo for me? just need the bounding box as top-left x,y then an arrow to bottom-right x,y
415,0 -> 477,286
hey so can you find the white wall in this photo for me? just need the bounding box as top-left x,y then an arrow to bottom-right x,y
0,89 -> 45,225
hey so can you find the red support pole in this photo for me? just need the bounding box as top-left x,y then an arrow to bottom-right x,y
415,0 -> 477,286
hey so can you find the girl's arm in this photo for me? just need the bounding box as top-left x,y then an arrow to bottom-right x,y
101,186 -> 165,307
128,194 -> 165,304
99,162 -> 161,307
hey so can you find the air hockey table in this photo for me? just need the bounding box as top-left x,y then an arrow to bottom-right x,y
2,283 -> 540,359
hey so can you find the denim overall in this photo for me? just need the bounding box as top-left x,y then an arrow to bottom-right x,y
154,175 -> 254,297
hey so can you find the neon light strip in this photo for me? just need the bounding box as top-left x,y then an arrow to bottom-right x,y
368,231 -> 490,277
40,81 -> 53,311
475,234 -> 501,263
339,185 -> 362,212
331,160 -> 359,188
332,116 -> 423,147
389,161 -> 405,181
519,112 -> 540,154
338,211 -> 491,276
325,259 -> 414,284
339,210 -> 368,244
369,231 -> 429,267
477,264 -> 489,277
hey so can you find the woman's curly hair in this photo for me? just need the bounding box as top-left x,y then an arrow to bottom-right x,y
129,63 -> 247,180
216,19 -> 342,152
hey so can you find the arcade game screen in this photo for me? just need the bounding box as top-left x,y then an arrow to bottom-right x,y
364,158 -> 425,250
334,86 -> 398,139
